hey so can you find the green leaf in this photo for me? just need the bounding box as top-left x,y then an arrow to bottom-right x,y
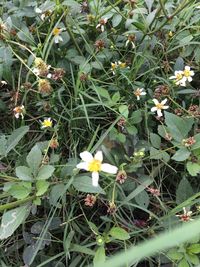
167,249 -> 183,260
112,14 -> 122,27
109,227 -> 130,241
49,183 -> 65,206
188,253 -> 199,265
191,133 -> 200,150
129,110 -> 142,124
6,126 -> 29,155
36,180 -> 50,196
186,162 -> 200,176
73,176 -> 105,194
126,125 -> 138,135
178,258 -> 189,267
149,147 -> 170,162
0,205 -> 30,239
164,112 -> 194,142
135,190 -> 150,209
8,184 -> 31,200
16,166 -> 33,181
93,246 -> 106,266
26,146 -> 42,175
176,177 -> 194,204
97,88 -> 111,100
36,165 -> 55,180
118,105 -> 129,119
187,244 -> 200,254
172,148 -> 191,161
150,133 -> 161,149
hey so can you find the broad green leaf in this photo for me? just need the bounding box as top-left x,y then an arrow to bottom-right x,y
188,254 -> 199,265
135,190 -> 150,209
176,177 -> 194,204
6,126 -> 29,155
187,244 -> 200,254
97,88 -> 111,100
26,146 -> 42,175
73,176 -> 105,194
36,180 -> 50,196
164,112 -> 194,142
146,9 -> 157,26
150,133 -> 161,149
145,0 -> 154,12
8,184 -> 31,200
150,147 -> 170,162
49,183 -> 66,206
178,258 -> 189,267
126,125 -> 137,135
172,148 -> 190,161
167,249 -> 183,260
118,105 -> 129,119
112,14 -> 122,27
0,205 -> 30,239
93,246 -> 106,266
109,227 -> 130,241
36,165 -> 55,180
16,166 -> 33,181
186,162 -> 200,176
191,133 -> 200,150
129,110 -> 142,124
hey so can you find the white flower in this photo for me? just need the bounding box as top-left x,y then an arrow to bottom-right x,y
183,65 -> 194,82
41,118 -> 53,128
134,88 -> 146,100
169,70 -> 186,86
151,98 -> 169,117
176,207 -> 193,222
52,28 -> 65,43
76,151 -> 118,187
0,80 -> 7,86
125,39 -> 135,49
96,18 -> 108,32
13,105 -> 25,119
35,8 -> 52,21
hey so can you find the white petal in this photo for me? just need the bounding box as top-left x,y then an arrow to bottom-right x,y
169,76 -> 175,79
80,151 -> 93,162
141,92 -> 146,95
94,151 -> 103,162
152,99 -> 159,105
162,105 -> 169,110
157,109 -> 163,117
137,96 -> 140,100
161,98 -> 168,105
187,77 -> 192,82
96,24 -> 100,29
76,162 -> 88,170
35,7 -> 42,13
101,163 -> 118,174
151,107 -> 157,112
185,66 -> 190,71
92,172 -> 99,187
190,71 -> 194,76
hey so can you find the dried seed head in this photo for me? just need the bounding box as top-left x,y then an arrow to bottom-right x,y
50,138 -> 59,149
52,68 -> 65,81
94,39 -> 105,51
80,72 -> 88,82
182,136 -> 196,147
107,202 -> 117,214
174,108 -> 183,116
147,187 -> 160,197
116,170 -> 127,184
38,79 -> 52,95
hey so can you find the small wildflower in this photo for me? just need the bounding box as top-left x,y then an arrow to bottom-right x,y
79,72 -> 88,82
176,207 -> 193,222
38,79 -> 52,95
49,138 -> 59,149
169,70 -> 186,86
116,170 -> 127,184
94,39 -> 105,51
107,202 -> 117,214
76,151 -> 118,187
183,66 -> 194,82
13,105 -> 25,119
96,18 -> 108,32
151,98 -> 169,117
52,27 -> 65,43
134,88 -> 146,100
52,68 -> 65,81
188,105 -> 200,117
41,118 -> 53,129
84,194 -> 96,207
96,236 -> 104,246
35,8 -> 52,20
33,57 -> 51,77
125,34 -> 136,49
182,136 -> 196,147
147,187 -> 160,197
111,62 -> 118,75
118,61 -> 126,68
134,149 -> 145,158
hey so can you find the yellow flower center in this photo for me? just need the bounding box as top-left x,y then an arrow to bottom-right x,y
53,28 -> 61,36
42,120 -> 52,128
176,73 -> 183,80
183,70 -> 191,77
88,159 -> 101,172
134,89 -> 141,96
111,63 -> 117,70
156,103 -> 164,109
119,62 -> 126,68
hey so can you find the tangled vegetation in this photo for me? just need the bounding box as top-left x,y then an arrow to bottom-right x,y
0,0 -> 200,266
